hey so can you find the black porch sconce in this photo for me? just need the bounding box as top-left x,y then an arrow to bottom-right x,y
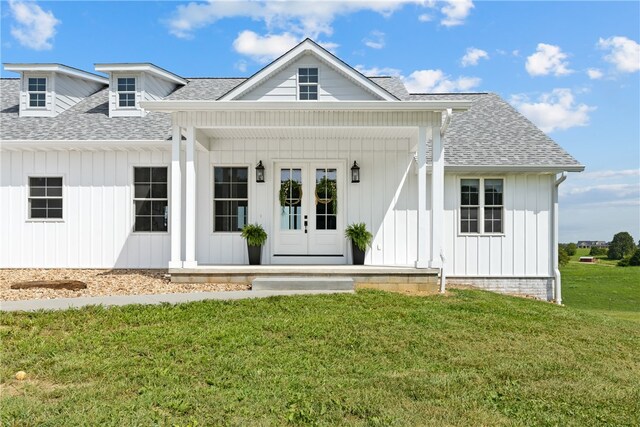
255,161 -> 265,183
351,161 -> 360,183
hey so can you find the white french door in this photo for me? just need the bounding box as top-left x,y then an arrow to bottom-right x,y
273,161 -> 345,260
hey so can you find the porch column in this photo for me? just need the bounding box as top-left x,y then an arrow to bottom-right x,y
169,125 -> 183,268
416,126 -> 429,268
430,121 -> 444,268
183,126 -> 197,268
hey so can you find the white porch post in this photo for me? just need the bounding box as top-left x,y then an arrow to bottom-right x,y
169,125 -> 183,268
416,126 -> 429,268
430,120 -> 444,268
183,126 -> 197,268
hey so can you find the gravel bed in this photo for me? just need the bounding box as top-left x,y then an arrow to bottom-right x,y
0,269 -> 249,301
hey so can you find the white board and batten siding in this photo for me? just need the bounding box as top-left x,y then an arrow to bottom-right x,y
444,173 -> 553,278
239,54 -> 379,101
0,149 -> 171,268
54,74 -> 104,115
108,72 -> 178,117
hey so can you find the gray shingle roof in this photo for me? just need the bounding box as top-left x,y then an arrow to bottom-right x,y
0,78 -> 582,169
409,93 -> 582,168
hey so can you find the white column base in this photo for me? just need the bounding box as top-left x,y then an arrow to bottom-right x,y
182,260 -> 198,268
168,261 -> 183,269
415,260 -> 430,269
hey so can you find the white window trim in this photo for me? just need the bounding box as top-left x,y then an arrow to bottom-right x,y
131,165 -> 170,234
211,164 -> 251,235
457,176 -> 505,236
26,76 -> 48,110
116,76 -> 137,110
25,174 -> 65,223
297,66 -> 319,101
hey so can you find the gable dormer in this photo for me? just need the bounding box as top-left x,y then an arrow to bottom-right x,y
3,63 -> 108,117
94,63 -> 186,117
220,39 -> 398,102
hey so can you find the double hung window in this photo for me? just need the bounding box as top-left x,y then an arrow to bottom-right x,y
117,77 -> 136,108
134,167 -> 168,232
28,78 -> 46,108
460,178 -> 503,234
298,68 -> 318,100
29,177 -> 62,219
213,167 -> 248,232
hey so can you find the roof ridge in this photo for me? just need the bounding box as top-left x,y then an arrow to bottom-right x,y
409,92 -> 489,95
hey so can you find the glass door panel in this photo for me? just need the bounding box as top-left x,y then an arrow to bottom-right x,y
280,168 -> 303,230
315,168 -> 337,230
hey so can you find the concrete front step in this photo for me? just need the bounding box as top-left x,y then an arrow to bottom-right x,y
252,276 -> 354,291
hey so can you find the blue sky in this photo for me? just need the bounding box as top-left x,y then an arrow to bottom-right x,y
1,0 -> 639,242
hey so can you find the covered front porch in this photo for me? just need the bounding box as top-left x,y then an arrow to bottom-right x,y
142,100 -> 471,275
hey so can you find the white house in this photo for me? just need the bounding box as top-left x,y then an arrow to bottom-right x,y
0,39 -> 583,302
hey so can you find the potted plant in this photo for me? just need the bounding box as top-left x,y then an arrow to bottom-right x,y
241,223 -> 268,265
345,222 -> 373,265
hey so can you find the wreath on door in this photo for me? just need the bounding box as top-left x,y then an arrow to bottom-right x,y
315,176 -> 338,213
279,179 -> 303,207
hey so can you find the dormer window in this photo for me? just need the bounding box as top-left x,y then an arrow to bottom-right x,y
28,77 -> 47,108
117,77 -> 136,108
298,68 -> 318,100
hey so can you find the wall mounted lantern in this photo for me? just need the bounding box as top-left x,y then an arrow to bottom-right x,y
351,161 -> 360,183
255,161 -> 265,183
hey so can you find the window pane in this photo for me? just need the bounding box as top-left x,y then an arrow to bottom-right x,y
46,177 -> 62,187
30,187 -> 45,197
214,183 -> 230,199
151,200 -> 167,216
31,209 -> 47,218
30,177 -> 46,187
134,216 -> 151,232
461,179 -> 479,206
233,167 -> 248,182
48,199 -> 62,209
29,93 -> 45,107
135,184 -> 151,199
46,187 -> 62,197
485,179 -> 503,206
151,183 -> 167,198
151,167 -> 167,183
48,209 -> 63,219
31,199 -> 47,209
151,215 -> 168,232
317,216 -> 326,230
135,200 -> 151,215
134,167 -> 150,183
231,183 -> 247,198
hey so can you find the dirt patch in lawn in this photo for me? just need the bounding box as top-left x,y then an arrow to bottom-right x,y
0,269 -> 249,301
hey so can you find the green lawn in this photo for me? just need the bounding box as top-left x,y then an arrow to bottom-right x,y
2,289 -> 639,426
561,248 -> 640,322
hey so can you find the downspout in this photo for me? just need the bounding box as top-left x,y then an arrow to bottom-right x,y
553,173 -> 567,305
439,250 -> 446,293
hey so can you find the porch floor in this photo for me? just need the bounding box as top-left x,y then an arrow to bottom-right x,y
170,265 -> 440,292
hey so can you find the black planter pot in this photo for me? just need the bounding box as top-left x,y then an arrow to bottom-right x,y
247,245 -> 262,265
351,242 -> 365,265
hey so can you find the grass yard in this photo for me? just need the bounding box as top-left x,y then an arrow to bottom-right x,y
2,289 -> 639,426
561,248 -> 640,322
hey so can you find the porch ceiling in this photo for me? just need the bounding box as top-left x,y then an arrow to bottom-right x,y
199,126 -> 418,140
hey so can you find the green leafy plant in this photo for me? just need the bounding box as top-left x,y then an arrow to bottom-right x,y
345,222 -> 373,251
241,223 -> 267,247
315,176 -> 338,213
558,246 -> 569,267
279,179 -> 303,207
608,231 -> 636,260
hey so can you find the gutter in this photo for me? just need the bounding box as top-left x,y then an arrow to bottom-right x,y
553,173 -> 567,305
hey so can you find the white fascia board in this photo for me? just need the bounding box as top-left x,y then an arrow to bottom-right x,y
4,63 -> 108,84
95,63 -> 187,85
141,100 -> 473,113
443,165 -> 586,173
219,39 -> 397,101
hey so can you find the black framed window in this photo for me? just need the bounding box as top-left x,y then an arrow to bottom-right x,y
460,179 -> 479,233
28,77 -> 46,108
133,167 -> 168,232
117,77 -> 136,107
29,177 -> 62,219
298,67 -> 318,100
214,167 -> 248,232
484,179 -> 503,233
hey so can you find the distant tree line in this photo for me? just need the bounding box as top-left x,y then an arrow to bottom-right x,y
559,231 -> 639,267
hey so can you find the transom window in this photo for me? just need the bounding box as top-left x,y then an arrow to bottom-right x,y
28,77 -> 46,108
29,177 -> 62,219
298,67 -> 318,100
133,167 -> 168,232
117,77 -> 136,108
214,167 -> 248,232
460,178 -> 504,234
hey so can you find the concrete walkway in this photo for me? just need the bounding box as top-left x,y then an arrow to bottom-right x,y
0,290 -> 354,312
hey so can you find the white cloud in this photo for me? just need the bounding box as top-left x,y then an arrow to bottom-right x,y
8,0 -> 60,50
418,13 -> 432,22
232,31 -> 299,63
440,0 -> 474,27
234,60 -> 248,73
587,68 -> 603,79
354,65 -> 402,77
363,30 -> 385,50
597,36 -> 640,73
403,69 -> 481,93
510,89 -> 595,132
580,169 -> 640,179
167,1 -> 474,40
525,43 -> 573,76
461,47 -> 488,67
